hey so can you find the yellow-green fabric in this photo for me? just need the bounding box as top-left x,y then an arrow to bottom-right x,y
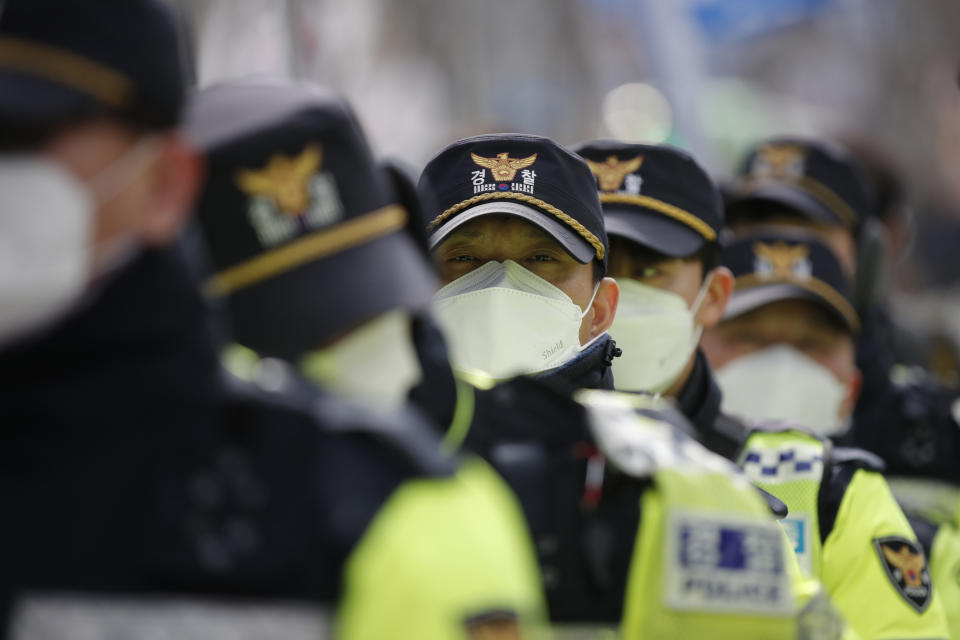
567,391 -> 833,639
741,430 -> 950,639
822,469 -> 949,639
930,523 -> 960,640
886,476 -> 960,639
739,430 -> 826,578
620,466 -> 826,639
441,377 -> 477,454
337,456 -> 549,640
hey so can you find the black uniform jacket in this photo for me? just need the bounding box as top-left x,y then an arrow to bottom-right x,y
0,249 -> 452,635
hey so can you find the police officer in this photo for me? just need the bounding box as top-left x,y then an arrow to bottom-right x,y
575,141 -> 949,638
0,3 -> 547,638
725,137 -> 960,484
186,77 -> 553,638
726,138 -> 960,637
573,141 -> 742,457
413,134 -> 839,637
701,231 -> 951,640
420,134 -> 622,389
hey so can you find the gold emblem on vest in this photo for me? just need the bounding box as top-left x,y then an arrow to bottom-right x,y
874,536 -> 933,613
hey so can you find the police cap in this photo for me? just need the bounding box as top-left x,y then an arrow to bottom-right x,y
187,78 -> 436,359
728,137 -> 873,232
574,140 -> 722,258
418,133 -> 609,273
0,0 -> 186,129
722,229 -> 860,333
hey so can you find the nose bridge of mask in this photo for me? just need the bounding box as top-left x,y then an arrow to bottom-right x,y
437,260 -> 586,317
88,135 -> 161,208
614,278 -> 690,315
716,343 -> 848,434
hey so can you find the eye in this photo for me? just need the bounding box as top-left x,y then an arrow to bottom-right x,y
448,254 -> 477,263
639,266 -> 660,278
528,253 -> 556,263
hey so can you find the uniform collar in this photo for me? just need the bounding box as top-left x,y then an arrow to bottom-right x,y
536,334 -> 619,391
674,349 -> 748,460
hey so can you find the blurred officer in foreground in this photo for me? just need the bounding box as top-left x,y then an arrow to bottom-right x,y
185,78 -> 552,638
413,134 -> 838,637
0,2 -> 547,638
700,232 -> 951,640
726,137 -> 960,484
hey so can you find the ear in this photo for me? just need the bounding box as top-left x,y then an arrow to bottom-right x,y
141,132 -> 205,247
695,266 -> 734,328
840,366 -> 863,421
584,276 -> 619,342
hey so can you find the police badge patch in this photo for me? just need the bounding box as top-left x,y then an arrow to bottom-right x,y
874,536 -> 932,612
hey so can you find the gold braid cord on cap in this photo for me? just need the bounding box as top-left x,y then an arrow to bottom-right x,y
0,36 -> 134,108
427,192 -> 605,261
599,193 -> 716,242
739,175 -> 858,228
734,273 -> 861,332
206,204 -> 408,297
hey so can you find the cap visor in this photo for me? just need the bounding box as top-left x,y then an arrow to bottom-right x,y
428,200 -> 595,264
604,208 -> 706,258
724,282 -> 856,333
227,230 -> 437,359
729,183 -> 841,226
0,71 -> 104,126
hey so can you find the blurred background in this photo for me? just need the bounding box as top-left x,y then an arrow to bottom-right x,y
172,0 -> 960,384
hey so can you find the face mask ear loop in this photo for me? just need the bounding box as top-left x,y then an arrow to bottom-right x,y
579,278 -> 603,320
689,270 -> 714,319
88,135 -> 162,208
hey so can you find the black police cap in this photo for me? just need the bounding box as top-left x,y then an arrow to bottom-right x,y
728,137 -> 873,232
187,78 -> 436,360
0,0 -> 187,129
574,140 -> 722,258
418,133 -> 609,272
722,229 -> 860,334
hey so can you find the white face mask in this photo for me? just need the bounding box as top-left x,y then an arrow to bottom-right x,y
609,274 -> 711,393
432,260 -> 600,379
299,310 -> 423,410
0,138 -> 160,347
715,344 -> 850,437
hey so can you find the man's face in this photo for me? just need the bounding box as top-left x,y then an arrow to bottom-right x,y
607,239 -> 732,329
608,246 -> 703,309
41,119 -> 201,269
701,298 -> 860,417
433,215 -> 617,343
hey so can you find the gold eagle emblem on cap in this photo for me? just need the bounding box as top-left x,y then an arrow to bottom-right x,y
470,152 -> 537,182
236,144 -> 323,216
753,242 -> 812,281
585,155 -> 644,192
751,144 -> 806,180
